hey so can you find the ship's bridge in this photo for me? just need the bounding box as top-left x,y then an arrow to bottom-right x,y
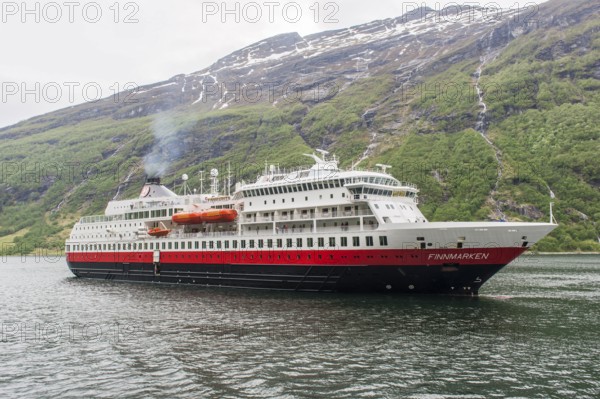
341,172 -> 418,201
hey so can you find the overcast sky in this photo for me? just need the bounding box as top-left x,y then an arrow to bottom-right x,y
0,0 -> 546,128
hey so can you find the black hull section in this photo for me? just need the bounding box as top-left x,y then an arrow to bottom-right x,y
67,261 -> 506,295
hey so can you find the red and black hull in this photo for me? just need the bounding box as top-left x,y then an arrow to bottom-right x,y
67,248 -> 524,295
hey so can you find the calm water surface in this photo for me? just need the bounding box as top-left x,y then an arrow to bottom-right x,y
1,255 -> 599,398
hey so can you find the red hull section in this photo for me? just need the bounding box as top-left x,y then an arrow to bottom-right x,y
172,209 -> 238,224
67,247 -> 526,267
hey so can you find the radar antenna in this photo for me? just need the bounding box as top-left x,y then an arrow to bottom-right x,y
181,174 -> 189,195
376,164 -> 392,173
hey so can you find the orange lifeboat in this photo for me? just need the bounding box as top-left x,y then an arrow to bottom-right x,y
172,209 -> 237,225
148,227 -> 171,237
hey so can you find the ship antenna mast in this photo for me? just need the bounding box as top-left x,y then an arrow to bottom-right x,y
228,162 -> 232,196
548,185 -> 557,224
199,171 -> 204,195
549,202 -> 557,224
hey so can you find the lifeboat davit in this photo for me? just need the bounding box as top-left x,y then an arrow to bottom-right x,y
172,209 -> 238,225
148,227 -> 171,237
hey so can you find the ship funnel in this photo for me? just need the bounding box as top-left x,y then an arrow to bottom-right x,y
146,177 -> 161,185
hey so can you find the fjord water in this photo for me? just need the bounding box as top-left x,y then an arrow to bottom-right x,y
1,256 -> 599,398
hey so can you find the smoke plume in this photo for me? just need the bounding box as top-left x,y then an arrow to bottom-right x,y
143,115 -> 183,178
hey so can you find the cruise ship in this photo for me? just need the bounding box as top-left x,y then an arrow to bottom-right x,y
65,150 -> 557,295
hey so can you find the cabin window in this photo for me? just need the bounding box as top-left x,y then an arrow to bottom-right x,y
233,241 -> 238,249
318,238 -> 324,247
379,236 -> 388,246
341,237 -> 348,247
258,239 -> 264,249
296,238 -> 302,248
277,239 -> 283,248
217,241 -> 222,249
307,238 -> 313,247
241,240 -> 246,249
195,241 -> 199,249
174,242 -> 178,250
267,239 -> 273,248
168,242 -> 172,250
224,241 -> 229,249
286,238 -> 292,248
329,237 -> 336,247
366,236 -> 374,247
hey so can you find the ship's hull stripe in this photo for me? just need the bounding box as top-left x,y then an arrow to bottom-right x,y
66,247 -> 526,267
